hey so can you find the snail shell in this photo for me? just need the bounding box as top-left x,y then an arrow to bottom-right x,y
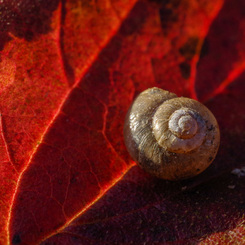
123,87 -> 220,180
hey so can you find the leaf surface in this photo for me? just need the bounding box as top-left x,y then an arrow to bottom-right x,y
0,0 -> 245,244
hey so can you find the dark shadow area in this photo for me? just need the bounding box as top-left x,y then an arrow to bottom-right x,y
0,0 -> 60,50
195,0 -> 245,101
44,166 -> 245,244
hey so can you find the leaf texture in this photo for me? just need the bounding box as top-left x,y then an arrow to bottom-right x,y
0,0 -> 245,244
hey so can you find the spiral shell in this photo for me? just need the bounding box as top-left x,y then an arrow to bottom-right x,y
123,87 -> 220,180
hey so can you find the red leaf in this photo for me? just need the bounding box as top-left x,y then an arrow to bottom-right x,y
43,168 -> 245,244
1,0 -> 245,244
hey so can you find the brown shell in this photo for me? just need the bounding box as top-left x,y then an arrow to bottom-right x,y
123,87 -> 220,181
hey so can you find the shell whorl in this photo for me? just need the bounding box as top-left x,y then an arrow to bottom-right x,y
153,99 -> 206,154
123,87 -> 220,180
